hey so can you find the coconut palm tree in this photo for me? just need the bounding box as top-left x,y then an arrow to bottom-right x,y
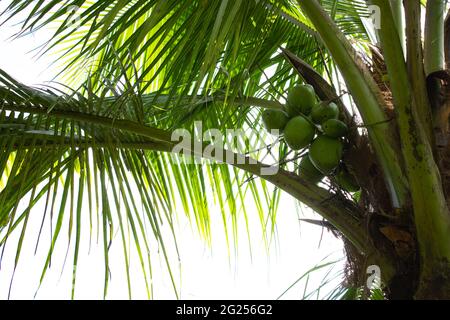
0,0 -> 449,299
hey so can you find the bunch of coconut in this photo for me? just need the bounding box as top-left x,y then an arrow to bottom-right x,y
261,84 -> 359,193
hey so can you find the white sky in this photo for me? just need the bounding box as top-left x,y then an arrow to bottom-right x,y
0,8 -> 344,300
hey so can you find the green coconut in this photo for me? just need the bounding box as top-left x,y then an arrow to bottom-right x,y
283,116 -> 316,150
286,84 -> 316,117
311,102 -> 339,124
322,119 -> 348,138
309,136 -> 343,174
262,109 -> 289,134
299,155 -> 324,184
335,168 -> 360,192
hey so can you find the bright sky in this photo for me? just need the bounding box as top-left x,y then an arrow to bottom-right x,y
0,7 -> 344,300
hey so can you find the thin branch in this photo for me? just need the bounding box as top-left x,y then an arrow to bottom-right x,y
1,101 -> 374,255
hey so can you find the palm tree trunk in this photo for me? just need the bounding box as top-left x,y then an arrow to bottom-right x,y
299,0 -> 450,299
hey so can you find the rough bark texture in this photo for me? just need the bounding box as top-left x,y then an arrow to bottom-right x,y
335,41 -> 450,299
283,27 -> 450,298
385,11 -> 450,299
439,11 -> 450,211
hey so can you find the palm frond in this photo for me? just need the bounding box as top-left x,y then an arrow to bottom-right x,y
0,0 -> 384,298
0,68 -> 285,298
